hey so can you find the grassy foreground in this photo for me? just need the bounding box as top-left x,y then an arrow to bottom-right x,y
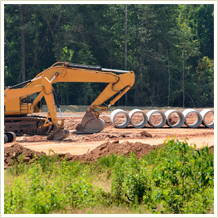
4,138 -> 214,214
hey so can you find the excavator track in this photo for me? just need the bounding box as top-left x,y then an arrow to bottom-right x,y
4,131 -> 16,143
4,115 -> 53,136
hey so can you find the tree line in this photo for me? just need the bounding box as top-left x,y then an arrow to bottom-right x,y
4,4 -> 214,107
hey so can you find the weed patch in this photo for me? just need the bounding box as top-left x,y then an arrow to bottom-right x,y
4,138 -> 214,214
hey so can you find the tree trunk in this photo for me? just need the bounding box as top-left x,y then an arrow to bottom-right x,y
66,85 -> 69,105
19,6 -> 25,82
167,51 -> 170,106
182,38 -> 185,108
133,6 -> 140,106
124,4 -> 128,106
61,87 -> 63,105
40,11 -> 60,61
151,64 -> 156,107
197,76 -> 200,107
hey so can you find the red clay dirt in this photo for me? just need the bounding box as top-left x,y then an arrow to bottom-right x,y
4,110 -> 214,168
4,143 -> 46,168
4,140 -> 164,169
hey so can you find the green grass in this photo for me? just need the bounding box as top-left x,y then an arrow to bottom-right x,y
4,138 -> 214,214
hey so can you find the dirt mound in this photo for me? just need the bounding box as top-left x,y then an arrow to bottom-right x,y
4,141 -> 214,169
4,143 -> 46,169
58,141 -> 164,162
4,141 -> 162,168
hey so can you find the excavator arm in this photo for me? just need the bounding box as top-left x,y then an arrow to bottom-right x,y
4,62 -> 135,139
26,62 -> 135,114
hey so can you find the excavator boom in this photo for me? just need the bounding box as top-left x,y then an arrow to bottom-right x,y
4,62 -> 135,138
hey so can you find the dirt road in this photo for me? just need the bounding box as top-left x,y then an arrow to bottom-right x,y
5,111 -> 214,155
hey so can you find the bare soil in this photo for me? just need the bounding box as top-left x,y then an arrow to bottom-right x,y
4,140 -> 165,169
4,110 -> 214,168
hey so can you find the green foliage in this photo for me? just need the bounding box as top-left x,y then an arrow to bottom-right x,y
37,153 -> 59,176
4,156 -> 110,214
4,178 -> 25,214
8,154 -> 30,176
111,138 -> 214,213
67,179 -> 109,208
150,138 -> 214,214
142,149 -> 159,165
111,156 -> 126,201
25,166 -> 63,214
195,56 -> 214,106
60,46 -> 74,62
4,139 -> 214,214
4,4 -> 214,107
112,154 -> 151,204
95,152 -> 118,169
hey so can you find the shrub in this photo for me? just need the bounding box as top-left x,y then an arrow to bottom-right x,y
4,178 -> 25,213
111,154 -> 151,204
8,154 -> 29,176
66,178 -> 110,208
150,138 -> 214,214
96,152 -> 118,169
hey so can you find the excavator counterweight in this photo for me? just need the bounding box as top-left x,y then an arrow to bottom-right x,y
4,62 -> 135,140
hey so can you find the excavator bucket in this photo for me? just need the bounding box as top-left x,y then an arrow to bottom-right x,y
75,111 -> 106,133
47,127 -> 70,140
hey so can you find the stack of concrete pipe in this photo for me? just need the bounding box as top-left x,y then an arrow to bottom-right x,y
110,108 -> 214,128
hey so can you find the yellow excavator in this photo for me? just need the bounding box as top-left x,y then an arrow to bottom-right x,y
4,62 -> 135,140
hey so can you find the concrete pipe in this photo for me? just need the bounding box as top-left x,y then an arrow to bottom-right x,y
182,109 -> 202,128
200,109 -> 214,128
129,109 -> 148,128
165,109 -> 185,128
110,109 -> 130,128
147,110 -> 166,128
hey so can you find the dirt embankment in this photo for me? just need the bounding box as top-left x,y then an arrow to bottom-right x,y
4,141 -> 164,169
4,140 -> 214,169
68,140 -> 164,162
4,143 -> 46,168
